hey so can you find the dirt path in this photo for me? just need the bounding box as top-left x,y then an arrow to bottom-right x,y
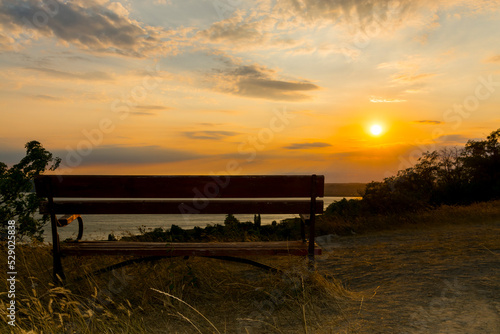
315,221 -> 500,333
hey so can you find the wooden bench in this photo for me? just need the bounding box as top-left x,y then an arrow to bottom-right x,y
34,175 -> 324,281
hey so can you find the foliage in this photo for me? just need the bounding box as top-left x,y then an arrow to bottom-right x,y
122,217 -> 303,242
253,213 -> 261,228
325,198 -> 363,219
223,213 -> 240,228
460,128 -> 500,202
0,141 -> 60,241
362,151 -> 440,214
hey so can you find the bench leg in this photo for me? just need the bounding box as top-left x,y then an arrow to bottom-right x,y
53,238 -> 66,283
53,253 -> 65,283
308,174 -> 318,263
50,213 -> 65,283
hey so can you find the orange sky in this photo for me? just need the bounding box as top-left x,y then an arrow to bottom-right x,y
1,0 -> 499,182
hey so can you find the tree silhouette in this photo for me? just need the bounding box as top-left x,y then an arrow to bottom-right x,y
0,141 -> 60,241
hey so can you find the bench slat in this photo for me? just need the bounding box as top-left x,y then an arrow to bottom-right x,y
40,199 -> 324,215
35,175 -> 324,198
60,241 -> 322,257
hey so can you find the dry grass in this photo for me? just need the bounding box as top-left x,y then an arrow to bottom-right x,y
317,199 -> 500,235
0,244 -> 354,333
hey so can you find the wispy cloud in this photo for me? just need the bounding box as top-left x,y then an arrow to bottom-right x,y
284,142 -> 331,150
31,94 -> 64,101
128,105 -> 171,116
135,105 -> 172,111
392,73 -> 436,82
276,0 -> 497,32
485,55 -> 500,63
370,96 -> 407,103
198,12 -> 269,44
198,122 -> 225,127
435,134 -> 469,143
25,66 -> 114,81
275,0 -> 420,30
197,11 -> 302,52
414,120 -> 442,125
0,33 -> 15,51
183,131 -> 238,140
129,111 -> 155,116
377,57 -> 438,92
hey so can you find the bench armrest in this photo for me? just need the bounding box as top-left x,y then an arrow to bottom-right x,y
57,214 -> 84,241
57,214 -> 81,227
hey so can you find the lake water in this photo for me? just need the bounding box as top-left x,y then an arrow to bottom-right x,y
43,197 -> 358,241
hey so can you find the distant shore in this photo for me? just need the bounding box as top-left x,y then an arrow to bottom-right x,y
324,183 -> 366,197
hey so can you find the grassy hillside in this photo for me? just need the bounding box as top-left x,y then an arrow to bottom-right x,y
316,199 -> 500,236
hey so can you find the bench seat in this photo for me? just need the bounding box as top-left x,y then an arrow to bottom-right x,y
61,240 -> 322,257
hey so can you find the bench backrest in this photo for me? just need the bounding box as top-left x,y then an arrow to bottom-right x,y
35,175 -> 324,215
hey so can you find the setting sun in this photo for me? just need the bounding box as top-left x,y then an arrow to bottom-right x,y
370,124 -> 383,136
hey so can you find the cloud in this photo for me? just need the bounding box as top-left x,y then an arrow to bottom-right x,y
229,64 -> 275,78
0,32 -> 15,50
370,96 -> 406,103
198,122 -> 225,127
435,134 -> 469,143
198,12 -> 268,44
378,57 -> 438,89
414,120 -> 442,125
0,0 -> 176,57
284,142 -> 332,150
392,72 -> 436,82
154,0 -> 172,5
135,105 -> 172,111
25,66 -> 114,81
209,61 -> 320,101
129,111 -> 155,116
57,145 -> 202,166
241,79 -> 318,92
183,131 -> 238,140
31,94 -> 64,101
485,55 -> 500,63
128,105 -> 171,116
276,0 -> 496,31
276,0 -> 419,29
237,78 -> 319,100
197,11 -> 304,51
